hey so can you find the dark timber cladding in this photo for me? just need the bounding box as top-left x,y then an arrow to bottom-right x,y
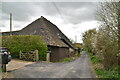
2,16 -> 75,62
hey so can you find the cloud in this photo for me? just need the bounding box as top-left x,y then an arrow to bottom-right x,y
1,2 -> 99,43
2,2 -> 98,23
35,2 -> 98,24
2,2 -> 37,21
61,2 -> 97,24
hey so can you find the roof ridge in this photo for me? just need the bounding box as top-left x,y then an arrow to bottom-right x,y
40,16 -> 74,48
41,16 -> 68,47
40,16 -> 56,45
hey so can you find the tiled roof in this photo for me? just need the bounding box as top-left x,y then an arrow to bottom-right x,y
2,16 -> 75,48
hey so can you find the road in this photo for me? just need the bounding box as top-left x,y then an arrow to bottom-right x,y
11,51 -> 96,78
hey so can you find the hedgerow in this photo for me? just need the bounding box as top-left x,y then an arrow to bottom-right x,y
2,35 -> 48,61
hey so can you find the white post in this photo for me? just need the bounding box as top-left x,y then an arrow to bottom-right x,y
46,53 -> 50,62
19,51 -> 22,59
35,50 -> 39,61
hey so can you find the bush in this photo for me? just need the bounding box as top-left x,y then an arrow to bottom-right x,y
2,35 -> 48,61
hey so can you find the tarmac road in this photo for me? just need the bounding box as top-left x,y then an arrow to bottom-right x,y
12,51 -> 96,78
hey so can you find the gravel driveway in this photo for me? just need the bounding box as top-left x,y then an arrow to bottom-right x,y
11,51 -> 96,78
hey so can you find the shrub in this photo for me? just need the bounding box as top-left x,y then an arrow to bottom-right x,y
2,35 -> 48,61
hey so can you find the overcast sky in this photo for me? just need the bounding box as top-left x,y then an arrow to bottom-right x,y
1,1 -> 100,43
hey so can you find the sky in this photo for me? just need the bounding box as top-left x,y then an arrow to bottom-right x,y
0,1 -> 101,43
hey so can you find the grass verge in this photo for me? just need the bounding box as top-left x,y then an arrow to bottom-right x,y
89,53 -> 119,79
60,53 -> 81,62
60,57 -> 75,62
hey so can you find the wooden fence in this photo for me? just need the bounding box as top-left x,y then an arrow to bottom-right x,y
19,50 -> 39,62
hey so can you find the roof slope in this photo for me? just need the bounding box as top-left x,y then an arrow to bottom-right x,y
42,16 -> 74,48
2,16 -> 74,48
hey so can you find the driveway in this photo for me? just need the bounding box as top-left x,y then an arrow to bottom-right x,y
6,59 -> 35,71
11,51 -> 96,78
2,59 -> 35,78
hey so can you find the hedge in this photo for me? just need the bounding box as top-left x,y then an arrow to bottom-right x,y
2,35 -> 48,61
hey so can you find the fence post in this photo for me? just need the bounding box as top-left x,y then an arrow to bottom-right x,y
35,50 -> 39,61
19,51 -> 22,59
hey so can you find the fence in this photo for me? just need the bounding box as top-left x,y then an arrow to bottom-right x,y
19,50 -> 39,62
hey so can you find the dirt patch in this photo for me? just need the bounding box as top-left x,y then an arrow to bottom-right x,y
2,72 -> 14,78
2,59 -> 35,78
6,59 -> 35,71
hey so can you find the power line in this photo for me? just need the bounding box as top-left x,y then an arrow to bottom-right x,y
49,1 -> 77,41
51,0 -> 70,26
52,1 -> 65,23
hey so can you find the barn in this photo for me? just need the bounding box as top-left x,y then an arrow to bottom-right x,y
2,16 -> 76,62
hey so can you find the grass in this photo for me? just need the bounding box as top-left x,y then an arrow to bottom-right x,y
95,67 -> 119,79
75,53 -> 81,57
0,69 -> 5,72
61,57 -> 74,62
90,55 -> 102,64
60,53 -> 81,62
0,69 -> 2,72
89,53 -> 119,79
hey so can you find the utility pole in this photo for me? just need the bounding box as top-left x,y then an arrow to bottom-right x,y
10,13 -> 12,36
75,35 -> 77,43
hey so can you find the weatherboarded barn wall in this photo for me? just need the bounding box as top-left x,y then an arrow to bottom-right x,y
59,47 -> 69,60
49,46 -> 69,62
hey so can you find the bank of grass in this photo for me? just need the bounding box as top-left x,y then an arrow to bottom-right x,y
89,53 -> 119,79
95,67 -> 119,79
